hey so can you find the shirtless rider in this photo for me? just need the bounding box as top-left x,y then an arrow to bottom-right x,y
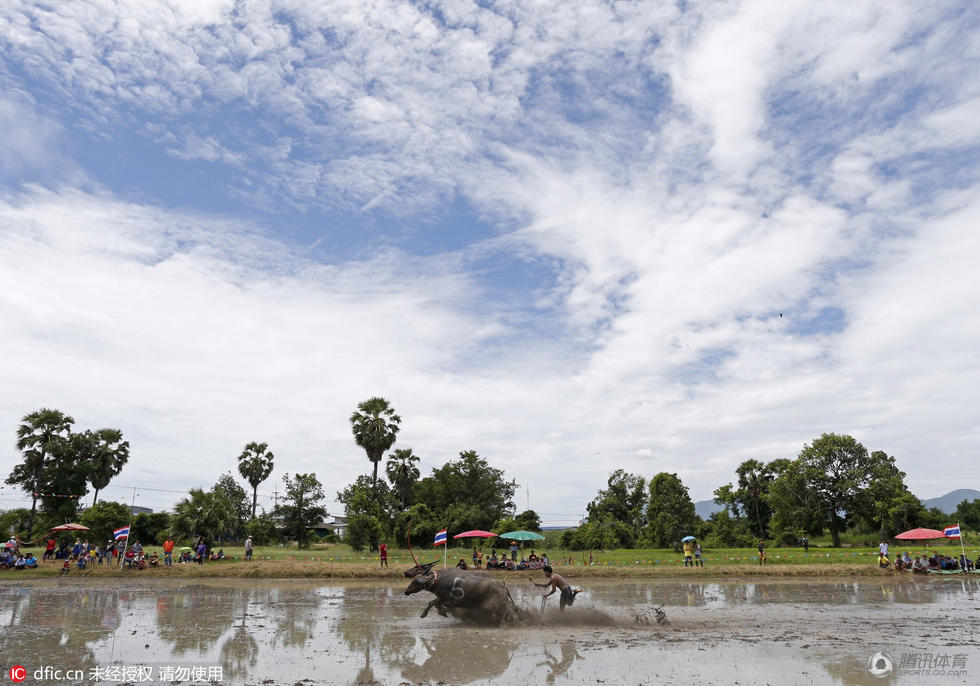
530,565 -> 580,611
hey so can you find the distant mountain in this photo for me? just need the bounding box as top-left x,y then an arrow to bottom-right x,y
920,489 -> 980,515
694,499 -> 724,519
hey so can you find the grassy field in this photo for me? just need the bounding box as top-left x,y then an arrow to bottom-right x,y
3,540 -> 974,579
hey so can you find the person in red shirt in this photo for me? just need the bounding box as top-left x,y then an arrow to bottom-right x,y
379,541 -> 388,568
163,538 -> 175,566
44,538 -> 56,561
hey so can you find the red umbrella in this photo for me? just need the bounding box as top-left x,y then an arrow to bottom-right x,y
894,528 -> 945,540
452,530 -> 497,539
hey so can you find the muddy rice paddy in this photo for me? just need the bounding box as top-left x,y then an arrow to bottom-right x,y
1,577 -> 978,685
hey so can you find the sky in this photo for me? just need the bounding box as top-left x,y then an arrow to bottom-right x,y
1,0 -> 978,526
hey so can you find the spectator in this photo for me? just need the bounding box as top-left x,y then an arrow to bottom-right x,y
695,543 -> 704,567
456,558 -> 468,570
244,536 -> 253,562
60,559 -> 70,575
510,543 -> 518,562
43,538 -> 56,561
378,540 -> 387,567
24,552 -> 38,568
758,541 -> 767,566
196,540 -> 207,565
163,537 -> 175,566
878,540 -> 889,559
802,536 -> 809,552
912,556 -> 928,574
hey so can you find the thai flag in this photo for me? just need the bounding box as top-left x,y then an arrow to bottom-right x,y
943,524 -> 961,539
433,529 -> 447,546
113,526 -> 129,540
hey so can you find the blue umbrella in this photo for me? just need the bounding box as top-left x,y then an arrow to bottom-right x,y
681,536 -> 697,542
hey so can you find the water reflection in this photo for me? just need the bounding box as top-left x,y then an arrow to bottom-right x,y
155,586 -> 235,655
1,578 -> 976,685
588,578 -> 980,607
0,586 -> 118,678
540,640 -> 583,683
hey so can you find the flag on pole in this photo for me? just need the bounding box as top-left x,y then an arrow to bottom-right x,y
113,526 -> 130,540
433,529 -> 447,546
943,524 -> 961,538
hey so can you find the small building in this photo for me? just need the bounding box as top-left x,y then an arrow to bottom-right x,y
313,516 -> 347,539
129,505 -> 153,515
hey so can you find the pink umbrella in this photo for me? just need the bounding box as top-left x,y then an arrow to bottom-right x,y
452,530 -> 497,539
894,528 -> 945,540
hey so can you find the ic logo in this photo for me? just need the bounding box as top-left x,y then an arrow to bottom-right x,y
9,665 -> 27,683
867,652 -> 894,678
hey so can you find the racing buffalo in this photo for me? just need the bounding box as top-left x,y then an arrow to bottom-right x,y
402,533 -> 526,625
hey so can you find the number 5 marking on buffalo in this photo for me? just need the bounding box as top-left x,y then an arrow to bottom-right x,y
451,577 -> 465,600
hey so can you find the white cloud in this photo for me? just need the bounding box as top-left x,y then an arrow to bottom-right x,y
0,0 -> 978,519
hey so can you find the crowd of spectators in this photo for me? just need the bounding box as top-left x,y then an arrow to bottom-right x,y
455,547 -> 550,571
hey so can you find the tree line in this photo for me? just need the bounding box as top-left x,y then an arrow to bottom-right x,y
573,433 -> 979,551
5,407 -> 976,552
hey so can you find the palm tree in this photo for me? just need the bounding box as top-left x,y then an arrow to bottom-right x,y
237,442 -> 274,519
349,397 -> 401,492
385,448 -> 420,510
8,408 -> 74,534
88,428 -> 130,505
170,489 -> 239,542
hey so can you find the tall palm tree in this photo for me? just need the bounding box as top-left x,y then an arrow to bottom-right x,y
9,408 -> 74,534
88,428 -> 130,506
385,448 -> 420,510
350,397 -> 401,492
237,442 -> 274,519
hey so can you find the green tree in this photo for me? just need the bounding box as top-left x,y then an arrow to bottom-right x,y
237,442 -> 274,519
586,470 -> 647,546
953,499 -> 980,533
854,451 -> 927,538
80,500 -> 132,545
213,472 -> 250,537
86,428 -> 130,505
0,508 -> 32,540
349,397 -> 401,492
492,509 -> 543,536
702,509 -> 755,548
132,511 -> 172,545
275,473 -> 327,549
411,450 -> 516,532
390,503 -> 441,552
170,489 -> 239,543
36,431 -> 92,525
346,513 -> 384,552
7,408 -> 75,534
644,472 -> 698,550
770,433 -> 874,548
560,516 -> 633,550
245,513 -> 282,546
385,448 -> 420,511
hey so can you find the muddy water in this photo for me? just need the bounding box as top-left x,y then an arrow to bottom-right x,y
1,578 -> 978,685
